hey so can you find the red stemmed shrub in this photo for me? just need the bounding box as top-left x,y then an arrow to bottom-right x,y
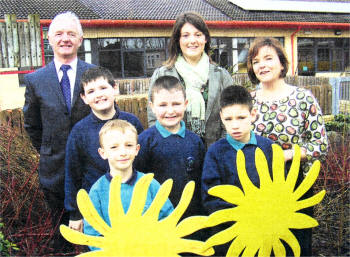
313,131 -> 350,256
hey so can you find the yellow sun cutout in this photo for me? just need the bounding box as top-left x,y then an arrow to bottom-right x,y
203,144 -> 326,257
60,173 -> 214,257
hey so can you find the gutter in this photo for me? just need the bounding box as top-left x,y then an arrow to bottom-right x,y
36,19 -> 350,30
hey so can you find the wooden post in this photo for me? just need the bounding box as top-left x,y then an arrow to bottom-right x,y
23,21 -> 32,67
0,22 -> 7,67
10,14 -> 20,67
18,21 -> 26,67
33,14 -> 42,66
28,14 -> 38,67
5,14 -> 14,67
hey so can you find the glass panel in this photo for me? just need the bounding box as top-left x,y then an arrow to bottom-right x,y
211,38 -> 231,67
298,48 -> 314,75
99,50 -> 122,78
345,49 -> 350,72
98,39 -> 121,50
145,50 -> 166,76
122,39 -> 144,49
145,38 -> 166,49
298,38 -> 314,48
317,48 -> 330,71
236,38 -> 251,73
335,38 -> 344,48
317,39 -> 331,48
123,51 -> 144,77
331,49 -> 342,71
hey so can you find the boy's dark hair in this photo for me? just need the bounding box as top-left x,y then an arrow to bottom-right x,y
150,76 -> 186,102
80,66 -> 116,95
220,85 -> 253,111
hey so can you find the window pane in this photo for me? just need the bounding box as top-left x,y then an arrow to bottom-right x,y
124,51 -> 144,77
99,39 -> 121,50
317,48 -> 330,71
99,50 -> 122,78
211,38 -> 231,67
345,49 -> 350,72
331,49 -> 343,71
145,38 -> 165,49
299,38 -> 314,48
122,39 -> 144,49
298,48 -> 315,75
236,38 -> 251,73
145,50 -> 166,76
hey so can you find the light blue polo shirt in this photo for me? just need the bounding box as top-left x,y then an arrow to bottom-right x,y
226,131 -> 257,151
155,120 -> 186,138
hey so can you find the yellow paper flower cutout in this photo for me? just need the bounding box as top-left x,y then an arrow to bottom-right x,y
203,144 -> 326,257
60,173 -> 214,257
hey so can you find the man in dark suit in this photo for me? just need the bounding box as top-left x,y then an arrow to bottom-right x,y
23,11 -> 95,252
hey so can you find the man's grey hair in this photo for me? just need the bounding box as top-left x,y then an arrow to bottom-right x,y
48,11 -> 83,37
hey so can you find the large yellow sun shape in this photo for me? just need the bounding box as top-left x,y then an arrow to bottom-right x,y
60,173 -> 214,256
202,144 -> 326,257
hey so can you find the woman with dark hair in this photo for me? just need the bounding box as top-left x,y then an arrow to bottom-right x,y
147,12 -> 233,147
247,37 -> 328,256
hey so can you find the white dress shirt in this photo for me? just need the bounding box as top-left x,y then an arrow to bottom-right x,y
54,58 -> 78,103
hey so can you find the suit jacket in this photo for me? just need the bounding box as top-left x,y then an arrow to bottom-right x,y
147,64 -> 233,148
23,59 -> 95,194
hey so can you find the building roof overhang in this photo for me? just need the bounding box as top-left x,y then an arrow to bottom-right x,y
228,0 -> 350,14
37,19 -> 350,30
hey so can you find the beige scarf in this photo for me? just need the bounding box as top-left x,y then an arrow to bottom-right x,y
175,53 -> 209,121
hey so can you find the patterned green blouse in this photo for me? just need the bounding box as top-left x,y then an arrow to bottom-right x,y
251,86 -> 328,173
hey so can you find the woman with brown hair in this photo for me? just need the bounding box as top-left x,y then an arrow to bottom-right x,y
147,12 -> 233,147
247,37 -> 328,256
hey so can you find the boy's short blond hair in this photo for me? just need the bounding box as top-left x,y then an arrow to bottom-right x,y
99,119 -> 138,148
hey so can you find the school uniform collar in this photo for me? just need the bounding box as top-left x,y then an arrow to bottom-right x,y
105,169 -> 138,186
91,103 -> 120,123
226,131 -> 257,151
155,120 -> 186,138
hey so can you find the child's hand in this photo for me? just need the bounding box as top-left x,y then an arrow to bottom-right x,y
69,219 -> 83,232
283,149 -> 294,162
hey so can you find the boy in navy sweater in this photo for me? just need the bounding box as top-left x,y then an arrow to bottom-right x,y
64,67 -> 143,232
201,85 -> 273,255
84,119 -> 173,251
134,76 -> 205,219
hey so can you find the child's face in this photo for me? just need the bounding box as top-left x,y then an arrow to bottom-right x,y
81,77 -> 117,116
98,129 -> 140,174
220,104 -> 256,143
150,88 -> 188,133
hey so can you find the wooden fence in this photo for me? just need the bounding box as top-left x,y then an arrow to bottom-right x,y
115,74 -> 334,115
0,14 -> 42,68
116,95 -> 149,129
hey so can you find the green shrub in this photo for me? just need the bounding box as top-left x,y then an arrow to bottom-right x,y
0,221 -> 18,256
325,114 -> 350,133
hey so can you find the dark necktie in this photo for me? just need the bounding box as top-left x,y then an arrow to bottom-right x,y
60,64 -> 71,112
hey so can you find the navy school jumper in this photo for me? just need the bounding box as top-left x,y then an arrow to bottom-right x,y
134,121 -> 205,219
64,106 -> 144,220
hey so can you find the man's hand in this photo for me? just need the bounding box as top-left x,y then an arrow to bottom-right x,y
69,219 -> 83,232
